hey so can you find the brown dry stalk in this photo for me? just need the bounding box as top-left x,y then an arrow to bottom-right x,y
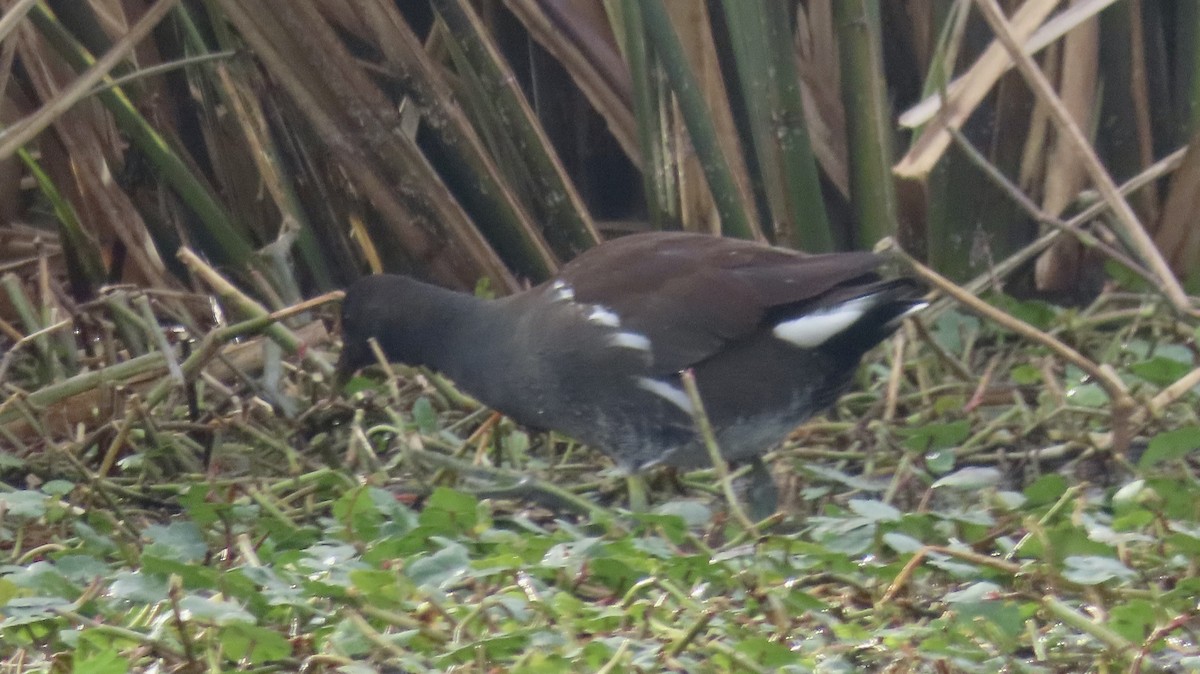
176,247 -> 335,376
973,0 -> 1197,317
0,0 -> 179,160
893,246 -> 1138,455
895,0 -> 1060,177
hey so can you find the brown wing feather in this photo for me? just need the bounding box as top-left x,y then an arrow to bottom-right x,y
555,232 -> 885,374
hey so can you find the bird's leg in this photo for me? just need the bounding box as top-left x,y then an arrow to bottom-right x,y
743,457 -> 779,523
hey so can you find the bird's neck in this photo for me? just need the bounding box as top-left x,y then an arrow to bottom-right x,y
391,280 -> 511,384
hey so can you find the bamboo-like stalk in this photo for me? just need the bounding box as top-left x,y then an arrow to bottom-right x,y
430,0 -> 599,261
637,0 -> 758,239
896,0 -> 1062,178
103,292 -> 149,357
717,1 -> 832,250
344,0 -> 560,280
1180,2 -> 1200,134
215,0 -> 517,292
902,0 -> 970,273
180,5 -> 334,291
833,0 -> 897,248
2,273 -> 61,383
17,149 -> 106,289
503,0 -> 640,165
618,0 -> 677,230
24,3 -> 255,269
0,0 -> 177,160
974,0 -> 1197,316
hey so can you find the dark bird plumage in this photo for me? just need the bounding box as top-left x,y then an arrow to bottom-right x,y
337,232 -> 925,472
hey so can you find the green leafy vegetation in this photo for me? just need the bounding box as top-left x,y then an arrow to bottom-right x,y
3,296 -> 1200,672
4,1 -> 1200,672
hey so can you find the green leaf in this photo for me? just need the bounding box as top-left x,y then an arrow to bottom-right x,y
944,582 -> 1002,603
882,532 -> 924,554
440,633 -> 530,666
1064,382 -> 1108,408
108,572 -> 169,604
0,596 -> 71,627
333,486 -> 383,539
930,310 -> 979,353
54,555 -> 110,583
1024,474 -> 1068,506
1107,599 -> 1155,643
4,562 -> 79,597
72,647 -> 128,674
933,467 -> 1002,490
1139,426 -> 1200,468
0,452 -> 25,469
735,636 -> 799,668
326,617 -> 373,657
1061,555 -> 1136,585
237,567 -> 305,608
406,541 -> 470,589
0,491 -> 49,519
220,623 -> 291,664
986,294 -> 1058,330
1011,364 -> 1041,385
177,595 -> 255,624
900,420 -> 971,453
41,480 -> 75,497
143,522 -> 207,563
411,396 -> 438,434
178,484 -> 219,527
139,555 -> 219,590
847,499 -> 902,523
341,374 -> 382,396
652,500 -> 713,528
1129,356 -> 1193,386
418,488 -> 480,535
953,600 -> 1024,640
349,570 -> 396,596
925,449 -> 956,475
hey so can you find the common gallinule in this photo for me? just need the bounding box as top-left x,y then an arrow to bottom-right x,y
338,232 -> 925,507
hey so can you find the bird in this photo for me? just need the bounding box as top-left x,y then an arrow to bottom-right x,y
337,231 -> 925,511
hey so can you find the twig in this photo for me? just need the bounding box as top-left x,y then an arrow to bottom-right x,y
176,247 -> 337,376
142,290 -> 342,408
895,246 -> 1140,458
1042,595 -> 1136,654
883,332 -> 906,422
404,444 -> 617,523
679,369 -> 760,535
948,126 -> 1162,290
920,146 -> 1188,321
974,0 -> 1197,317
1147,365 -> 1200,418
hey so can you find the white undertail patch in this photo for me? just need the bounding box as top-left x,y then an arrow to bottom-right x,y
636,377 -> 694,414
772,295 -> 874,348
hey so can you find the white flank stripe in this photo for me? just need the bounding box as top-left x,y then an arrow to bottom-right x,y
588,305 -> 621,327
772,296 -> 873,348
637,377 -> 694,414
609,331 -> 651,351
550,280 -> 575,301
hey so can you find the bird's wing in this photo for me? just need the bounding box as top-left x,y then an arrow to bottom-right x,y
556,233 -> 885,374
